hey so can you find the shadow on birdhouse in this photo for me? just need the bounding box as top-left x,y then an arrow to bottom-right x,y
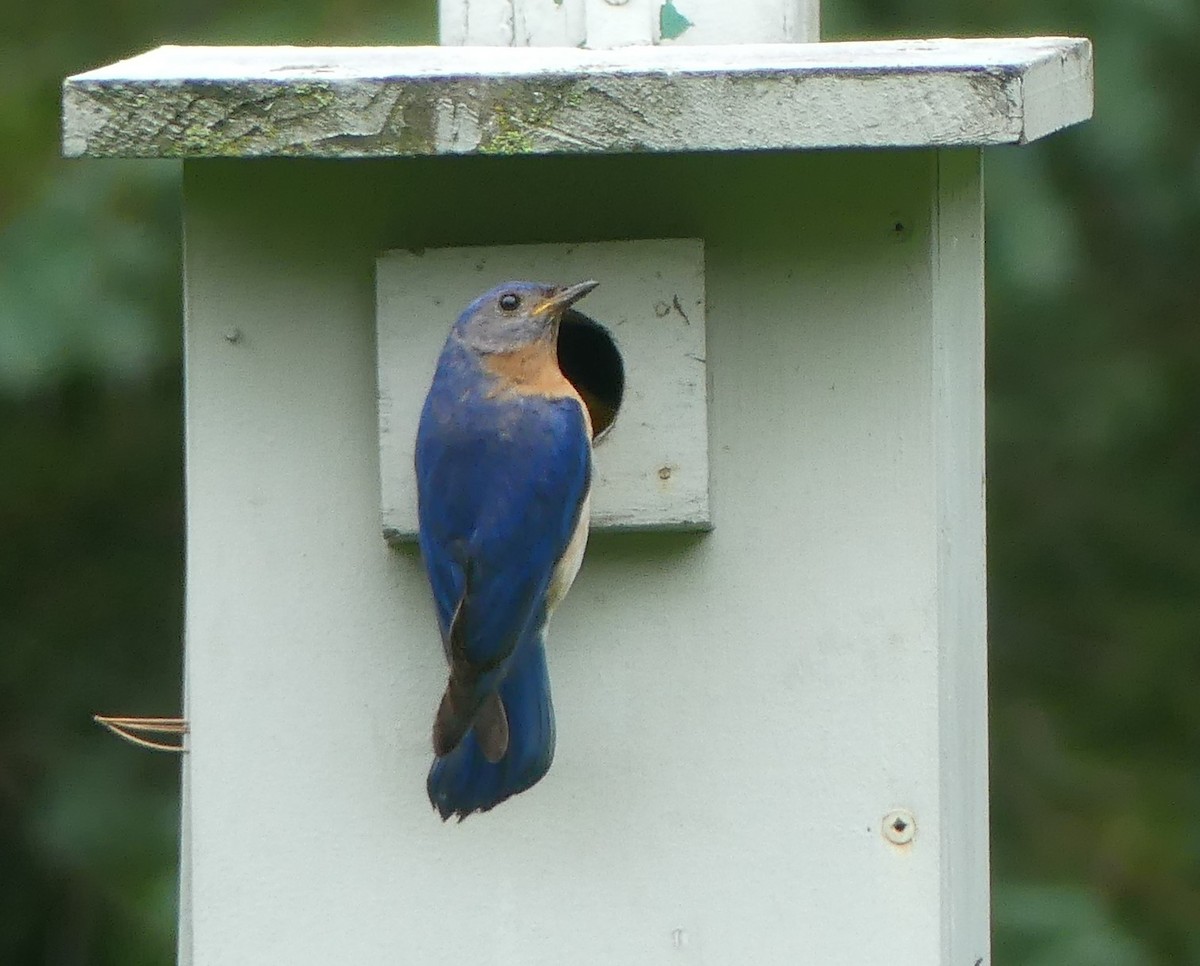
558,308 -> 624,442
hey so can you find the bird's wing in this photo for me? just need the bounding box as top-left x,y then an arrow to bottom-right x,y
416,392 -> 591,672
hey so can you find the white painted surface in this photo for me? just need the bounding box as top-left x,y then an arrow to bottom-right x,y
1019,36 -> 1096,144
656,0 -> 819,45
581,0 -> 657,50
440,0 -> 515,45
438,0 -> 817,46
376,239 -> 709,540
931,149 -> 990,963
516,0 -> 587,47
179,147 -> 988,964
68,38 -> 1090,80
62,38 -> 1094,158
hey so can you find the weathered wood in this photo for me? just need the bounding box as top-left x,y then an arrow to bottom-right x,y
438,0 -> 817,47
651,0 -> 819,46
376,239 -> 709,540
62,38 -> 1093,159
440,0 -> 516,46
580,0 -> 657,49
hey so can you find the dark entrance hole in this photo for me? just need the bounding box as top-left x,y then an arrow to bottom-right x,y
558,309 -> 624,441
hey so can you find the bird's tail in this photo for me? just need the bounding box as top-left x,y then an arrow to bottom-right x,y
427,639 -> 556,821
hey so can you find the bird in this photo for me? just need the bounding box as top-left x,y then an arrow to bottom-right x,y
415,279 -> 599,820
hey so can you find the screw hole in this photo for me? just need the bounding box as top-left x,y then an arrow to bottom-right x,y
882,808 -> 916,845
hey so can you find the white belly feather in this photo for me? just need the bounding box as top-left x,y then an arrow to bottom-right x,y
546,488 -> 591,616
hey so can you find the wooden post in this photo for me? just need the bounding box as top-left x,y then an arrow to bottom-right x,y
439,0 -> 819,47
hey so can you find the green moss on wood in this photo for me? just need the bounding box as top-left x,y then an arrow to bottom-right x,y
74,76 -> 605,158
287,82 -> 336,111
481,121 -> 536,155
478,81 -> 586,156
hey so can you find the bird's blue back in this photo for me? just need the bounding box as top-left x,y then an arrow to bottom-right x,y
417,338 -> 590,662
416,305 -> 591,819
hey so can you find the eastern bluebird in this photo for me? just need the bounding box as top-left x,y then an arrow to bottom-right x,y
415,279 -> 599,820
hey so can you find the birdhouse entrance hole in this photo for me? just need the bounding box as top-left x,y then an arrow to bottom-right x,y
558,308 -> 624,441
376,237 -> 710,540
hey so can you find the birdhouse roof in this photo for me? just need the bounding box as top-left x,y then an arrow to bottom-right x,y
63,37 -> 1091,159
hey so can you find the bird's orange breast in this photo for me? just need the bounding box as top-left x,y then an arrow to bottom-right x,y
481,340 -> 594,437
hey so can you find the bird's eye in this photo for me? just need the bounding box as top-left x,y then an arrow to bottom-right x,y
499,293 -> 521,312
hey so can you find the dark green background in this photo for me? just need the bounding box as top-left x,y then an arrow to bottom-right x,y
1,0 -> 1196,962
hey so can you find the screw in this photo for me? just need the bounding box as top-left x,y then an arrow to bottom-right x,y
658,466 -> 672,481
223,328 -> 242,344
882,808 -> 916,845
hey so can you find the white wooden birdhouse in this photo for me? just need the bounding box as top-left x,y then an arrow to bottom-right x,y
63,1 -> 1092,962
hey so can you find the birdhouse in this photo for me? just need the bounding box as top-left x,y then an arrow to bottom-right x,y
63,1 -> 1092,961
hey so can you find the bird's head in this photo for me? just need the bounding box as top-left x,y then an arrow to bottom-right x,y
455,280 -> 599,353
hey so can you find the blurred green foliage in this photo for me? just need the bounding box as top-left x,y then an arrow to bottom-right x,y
0,0 -> 1195,962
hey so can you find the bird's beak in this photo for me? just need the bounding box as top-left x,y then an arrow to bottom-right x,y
538,280 -> 599,317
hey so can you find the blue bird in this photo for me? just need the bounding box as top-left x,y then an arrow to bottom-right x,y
415,279 -> 599,820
